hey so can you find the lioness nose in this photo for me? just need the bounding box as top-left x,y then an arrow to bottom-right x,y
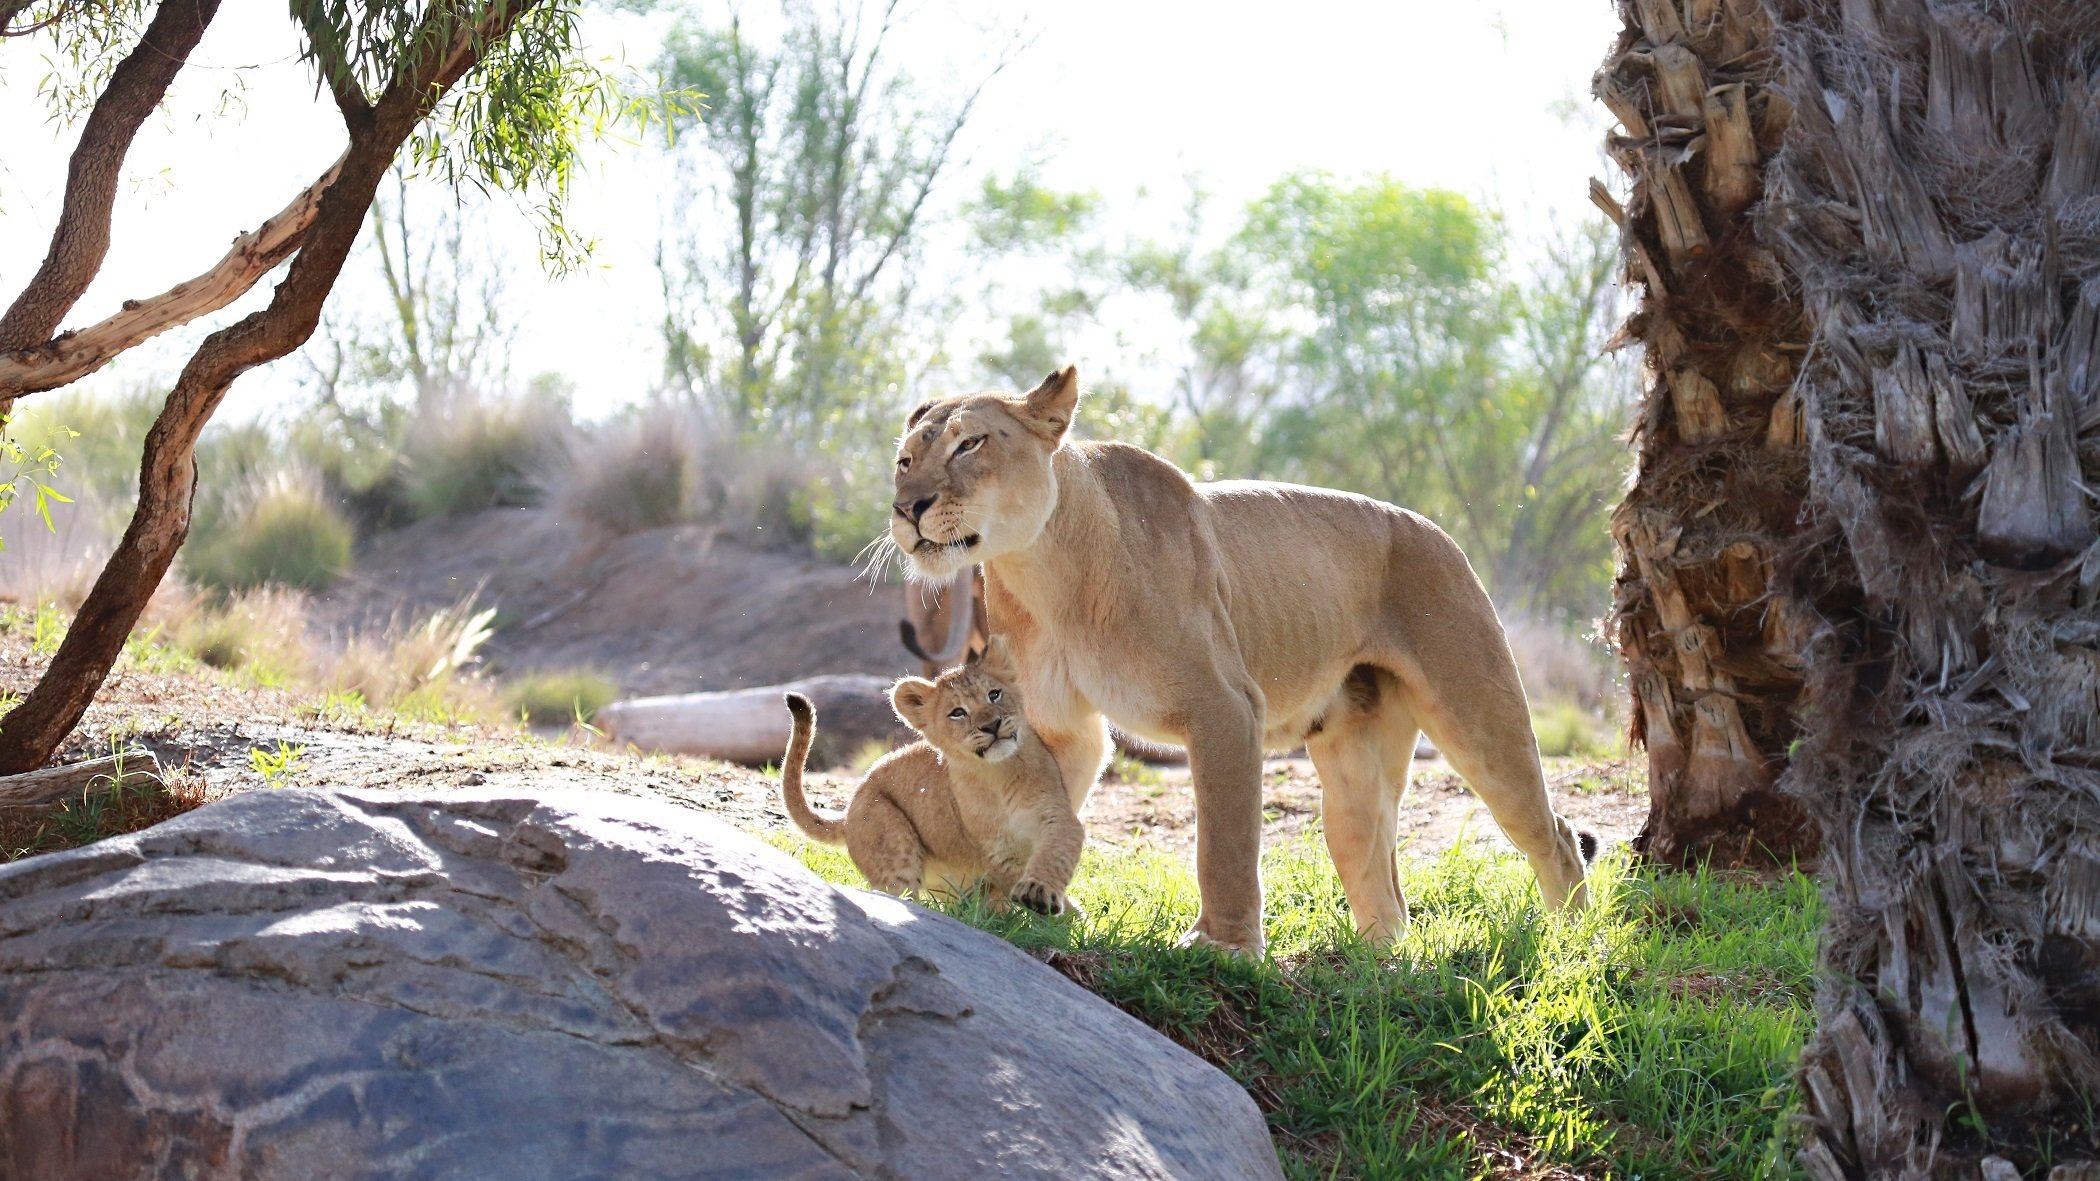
894,494 -> 937,524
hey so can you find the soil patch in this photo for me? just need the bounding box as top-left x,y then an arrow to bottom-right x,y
308,509 -> 918,696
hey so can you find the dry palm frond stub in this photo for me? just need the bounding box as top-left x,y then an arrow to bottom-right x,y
1594,0 -> 1818,866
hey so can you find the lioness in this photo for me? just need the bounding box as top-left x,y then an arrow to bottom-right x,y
777,637 -> 1083,914
886,366 -> 1591,953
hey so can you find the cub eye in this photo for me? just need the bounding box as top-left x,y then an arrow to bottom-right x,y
987,688 -> 1002,702
896,455 -> 911,472
954,434 -> 986,457
948,707 -> 967,719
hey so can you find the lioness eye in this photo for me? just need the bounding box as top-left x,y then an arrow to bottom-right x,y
955,434 -> 986,457
896,455 -> 911,472
948,707 -> 967,719
987,688 -> 1001,701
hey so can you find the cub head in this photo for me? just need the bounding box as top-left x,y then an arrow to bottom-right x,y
888,366 -> 1082,584
889,635 -> 1029,763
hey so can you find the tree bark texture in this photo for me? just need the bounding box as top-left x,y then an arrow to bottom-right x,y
1596,0 -> 1820,866
0,1 -> 542,775
1760,0 -> 2100,1174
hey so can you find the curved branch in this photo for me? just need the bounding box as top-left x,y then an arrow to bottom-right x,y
0,0 -> 224,357
0,153 -> 346,401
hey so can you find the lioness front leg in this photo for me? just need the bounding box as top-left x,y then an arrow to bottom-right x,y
1183,687 -> 1267,954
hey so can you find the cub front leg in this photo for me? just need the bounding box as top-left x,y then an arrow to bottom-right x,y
1009,805 -> 1086,916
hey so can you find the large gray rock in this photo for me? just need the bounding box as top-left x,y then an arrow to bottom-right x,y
0,789 -> 1281,1180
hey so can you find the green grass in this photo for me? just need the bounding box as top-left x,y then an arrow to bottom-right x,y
503,668 -> 620,726
775,832 -> 1817,1179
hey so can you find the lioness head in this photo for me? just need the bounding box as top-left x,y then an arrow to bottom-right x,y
890,636 -> 1029,763
888,366 -> 1081,583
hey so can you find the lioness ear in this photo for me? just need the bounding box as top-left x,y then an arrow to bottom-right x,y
1018,366 -> 1080,443
890,677 -> 938,730
979,633 -> 1019,682
904,398 -> 940,429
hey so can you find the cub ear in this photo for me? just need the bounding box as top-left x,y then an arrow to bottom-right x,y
890,677 -> 939,730
904,398 -> 940,429
1017,366 -> 1080,443
978,633 -> 1019,683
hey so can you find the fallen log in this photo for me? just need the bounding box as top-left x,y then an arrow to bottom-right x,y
596,675 -> 913,769
0,750 -> 163,810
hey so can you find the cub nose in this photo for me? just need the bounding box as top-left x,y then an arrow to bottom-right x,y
979,721 -> 1002,737
893,494 -> 937,524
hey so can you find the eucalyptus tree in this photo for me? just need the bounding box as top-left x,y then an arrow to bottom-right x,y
0,0 -> 670,773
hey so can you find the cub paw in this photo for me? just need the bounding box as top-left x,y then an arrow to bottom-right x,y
1009,878 -> 1068,916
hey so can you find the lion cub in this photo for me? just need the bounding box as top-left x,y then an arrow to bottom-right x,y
778,637 -> 1083,914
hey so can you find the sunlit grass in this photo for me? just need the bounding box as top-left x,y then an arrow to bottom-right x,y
775,831 -> 1816,1179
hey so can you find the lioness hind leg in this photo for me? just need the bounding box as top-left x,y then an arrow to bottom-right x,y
1307,689 -> 1409,941
1411,690 -> 1589,912
848,797 -> 929,898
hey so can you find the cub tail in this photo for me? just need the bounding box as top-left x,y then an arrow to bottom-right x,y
780,693 -> 846,845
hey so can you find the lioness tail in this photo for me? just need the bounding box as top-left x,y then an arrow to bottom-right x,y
780,693 -> 846,845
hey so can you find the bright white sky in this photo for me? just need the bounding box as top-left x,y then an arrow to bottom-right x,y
0,0 -> 1621,421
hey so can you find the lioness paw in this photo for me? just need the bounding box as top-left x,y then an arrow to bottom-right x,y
1010,878 -> 1067,915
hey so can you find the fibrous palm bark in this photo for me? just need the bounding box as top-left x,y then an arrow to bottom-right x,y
1761,0 -> 2100,1173
1596,0 -> 1819,866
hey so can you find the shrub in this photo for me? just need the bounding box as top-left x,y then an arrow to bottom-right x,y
1531,697 -> 1623,759
166,587 -> 315,685
185,475 -> 355,592
503,668 -> 620,725
325,599 -> 501,721
555,404 -> 698,534
403,393 -> 568,519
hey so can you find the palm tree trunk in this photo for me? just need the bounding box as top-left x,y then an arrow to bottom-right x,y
1596,0 -> 1818,865
1762,0 -> 2100,1173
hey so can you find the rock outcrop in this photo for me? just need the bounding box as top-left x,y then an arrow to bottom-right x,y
0,788 -> 1282,1180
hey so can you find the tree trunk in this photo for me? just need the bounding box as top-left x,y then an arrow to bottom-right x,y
0,2 -> 542,776
1596,0 -> 1819,865
1760,0 -> 2100,1174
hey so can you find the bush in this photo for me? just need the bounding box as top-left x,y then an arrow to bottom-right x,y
403,394 -> 567,519
326,600 -> 499,718
184,476 -> 354,592
555,404 -> 698,534
1531,698 -> 1623,759
166,588 -> 315,685
503,668 -> 620,725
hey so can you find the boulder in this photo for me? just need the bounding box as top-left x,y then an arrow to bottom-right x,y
0,788 -> 1282,1181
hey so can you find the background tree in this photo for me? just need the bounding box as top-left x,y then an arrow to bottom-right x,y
1593,0 -> 1816,865
1760,0 -> 2100,1174
0,0 -> 666,773
652,0 -> 1011,555
1122,173 -> 1634,626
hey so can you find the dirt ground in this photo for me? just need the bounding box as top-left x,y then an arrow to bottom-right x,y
306,509 -> 919,696
4,625 -> 1648,865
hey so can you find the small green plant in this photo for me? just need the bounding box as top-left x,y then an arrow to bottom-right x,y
248,740 -> 307,788
1106,750 -> 1165,789
30,602 -> 67,655
503,668 -> 620,726
0,413 -> 77,552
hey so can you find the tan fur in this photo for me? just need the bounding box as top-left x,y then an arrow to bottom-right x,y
778,637 -> 1084,913
888,366 -> 1591,953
